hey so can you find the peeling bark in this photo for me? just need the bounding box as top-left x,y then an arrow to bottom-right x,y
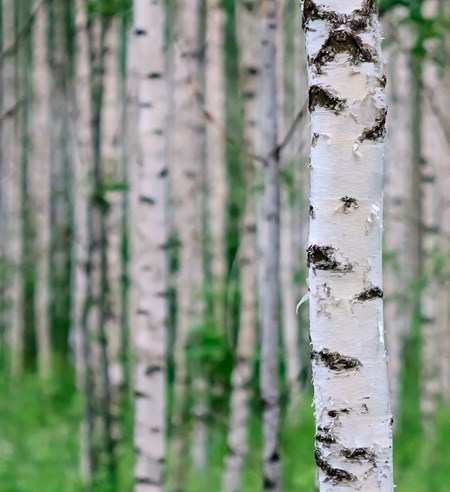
303,1 -> 394,489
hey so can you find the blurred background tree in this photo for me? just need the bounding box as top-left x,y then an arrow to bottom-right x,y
0,0 -> 449,490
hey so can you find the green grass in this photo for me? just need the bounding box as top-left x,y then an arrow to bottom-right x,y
1,370 -> 450,491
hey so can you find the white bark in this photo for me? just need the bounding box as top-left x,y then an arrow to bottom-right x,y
277,0 -> 302,407
72,0 -> 94,481
420,0 -> 445,428
102,16 -> 124,443
382,7 -> 413,422
303,1 -> 393,489
205,0 -> 227,325
222,201 -> 257,492
1,0 -> 23,377
133,1 -> 168,490
31,0 -> 51,379
258,2 -> 281,491
222,2 -> 262,488
170,0 -> 207,478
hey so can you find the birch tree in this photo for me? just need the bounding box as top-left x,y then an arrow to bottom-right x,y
31,0 -> 51,379
222,2 -> 261,489
132,0 -> 168,490
302,1 -> 394,488
170,0 -> 207,478
383,6 -> 413,421
205,0 -> 227,325
420,0 -> 446,428
0,0 -> 22,376
258,1 -> 281,490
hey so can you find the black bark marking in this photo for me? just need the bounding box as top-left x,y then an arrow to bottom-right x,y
312,348 -> 362,372
145,365 -> 163,375
312,29 -> 375,69
354,286 -> 383,301
147,72 -> 162,79
303,0 -> 374,32
136,477 -> 161,485
269,449 -> 280,463
316,432 -> 336,445
315,449 -> 357,484
307,245 -> 352,272
134,29 -> 147,36
340,196 -> 359,212
159,167 -> 169,178
263,477 -> 277,489
312,132 -> 319,146
309,204 -> 316,219
359,108 -> 387,142
361,403 -> 369,414
309,85 -> 346,114
341,447 -> 375,461
328,408 -> 350,418
139,196 -> 155,205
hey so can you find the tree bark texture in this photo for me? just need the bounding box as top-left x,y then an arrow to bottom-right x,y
303,1 -> 394,489
133,0 -> 168,490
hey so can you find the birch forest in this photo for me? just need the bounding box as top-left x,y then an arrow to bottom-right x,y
1,0 -> 450,491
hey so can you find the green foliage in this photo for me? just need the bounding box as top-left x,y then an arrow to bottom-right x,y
87,0 -> 132,18
5,370 -> 450,491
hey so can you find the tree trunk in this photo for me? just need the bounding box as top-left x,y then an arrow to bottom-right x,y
205,0 -> 227,326
258,2 -> 281,491
170,0 -> 207,481
222,202 -> 258,492
303,2 -> 394,489
420,0 -> 444,429
72,0 -> 95,481
132,0 -> 168,490
31,0 -> 52,379
222,2 -> 262,489
0,0 -> 23,377
102,15 -> 125,448
382,6 -> 413,423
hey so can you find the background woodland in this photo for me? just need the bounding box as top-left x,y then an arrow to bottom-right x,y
0,0 -> 450,490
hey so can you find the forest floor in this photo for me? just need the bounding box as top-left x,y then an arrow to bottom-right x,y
1,365 -> 450,491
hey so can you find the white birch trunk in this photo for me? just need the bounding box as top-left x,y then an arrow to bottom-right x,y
132,1 -> 168,490
382,7 -> 413,422
222,201 -> 258,492
205,0 -> 227,325
221,2 -> 262,488
31,0 -> 51,379
303,1 -> 394,489
72,0 -> 94,481
102,16 -> 124,444
258,2 -> 281,490
420,0 -> 445,429
1,0 -> 23,377
277,0 -> 302,407
170,0 -> 207,478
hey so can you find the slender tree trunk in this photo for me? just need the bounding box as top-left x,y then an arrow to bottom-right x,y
0,0 -> 22,377
102,15 -> 124,448
170,0 -> 207,482
205,0 -> 227,326
222,202 -> 258,492
132,1 -> 168,490
31,0 -> 51,379
383,7 -> 413,422
303,2 -> 394,489
72,0 -> 95,481
277,0 -> 302,408
222,2 -> 262,488
420,0 -> 444,429
258,2 -> 281,490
